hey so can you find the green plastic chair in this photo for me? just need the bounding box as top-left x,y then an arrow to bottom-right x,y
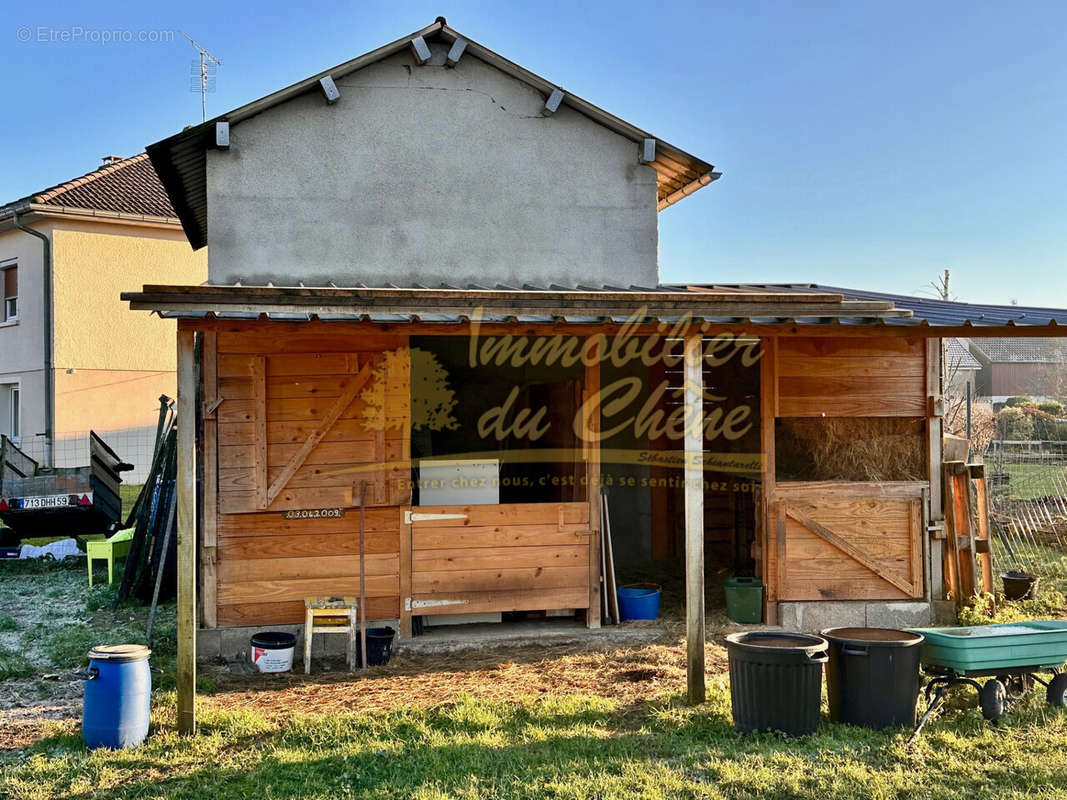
86,528 -> 135,586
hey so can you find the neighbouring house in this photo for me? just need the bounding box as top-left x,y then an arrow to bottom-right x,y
945,339 -> 982,398
967,337 -> 1067,404
122,19 -> 1067,730
0,155 -> 208,478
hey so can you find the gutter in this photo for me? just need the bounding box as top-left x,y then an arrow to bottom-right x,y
11,206 -> 54,467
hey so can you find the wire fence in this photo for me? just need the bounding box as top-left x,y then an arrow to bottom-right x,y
16,426 -> 159,484
987,442 -> 1067,586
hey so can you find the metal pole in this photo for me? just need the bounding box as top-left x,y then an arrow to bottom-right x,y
358,481 -> 368,671
966,381 -> 972,441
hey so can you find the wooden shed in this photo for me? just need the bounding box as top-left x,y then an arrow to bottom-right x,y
123,279 -> 1067,732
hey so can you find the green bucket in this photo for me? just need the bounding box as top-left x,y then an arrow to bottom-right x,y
724,577 -> 763,624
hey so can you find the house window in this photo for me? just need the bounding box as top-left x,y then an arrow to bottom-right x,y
2,265 -> 16,323
8,387 -> 18,442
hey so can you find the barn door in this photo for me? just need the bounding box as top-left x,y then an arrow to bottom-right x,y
776,494 -> 923,601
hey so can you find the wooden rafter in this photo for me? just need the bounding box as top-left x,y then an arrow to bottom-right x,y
263,357 -> 375,507
785,505 -> 915,596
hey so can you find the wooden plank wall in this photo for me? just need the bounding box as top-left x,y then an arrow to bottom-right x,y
765,335 -> 933,615
209,325 -> 410,627
410,502 -> 592,615
777,336 -> 926,417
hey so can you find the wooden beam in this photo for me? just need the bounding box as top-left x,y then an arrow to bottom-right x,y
684,333 -> 705,705
176,329 -> 197,735
973,469 -> 995,595
252,356 -> 267,509
584,340 -> 602,629
264,358 -> 373,506
785,505 -> 915,596
200,330 -> 219,628
759,336 -> 778,624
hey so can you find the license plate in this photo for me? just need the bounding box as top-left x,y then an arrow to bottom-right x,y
19,494 -> 88,510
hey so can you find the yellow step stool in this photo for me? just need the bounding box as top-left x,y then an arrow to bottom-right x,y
86,528 -> 135,586
304,596 -> 358,674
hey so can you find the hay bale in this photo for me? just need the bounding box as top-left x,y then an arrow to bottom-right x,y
776,418 -> 925,481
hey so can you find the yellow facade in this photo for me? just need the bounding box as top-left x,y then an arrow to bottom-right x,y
52,222 -> 207,373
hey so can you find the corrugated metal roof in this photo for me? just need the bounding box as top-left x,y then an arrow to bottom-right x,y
682,284 -> 1067,329
123,281 -> 1067,335
147,19 -> 718,250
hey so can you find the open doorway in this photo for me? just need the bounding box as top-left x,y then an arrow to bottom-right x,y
600,335 -> 763,621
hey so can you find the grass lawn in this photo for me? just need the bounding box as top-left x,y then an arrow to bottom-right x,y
6,561 -> 1067,798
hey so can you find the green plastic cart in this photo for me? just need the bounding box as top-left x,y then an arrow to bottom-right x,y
908,621 -> 1067,739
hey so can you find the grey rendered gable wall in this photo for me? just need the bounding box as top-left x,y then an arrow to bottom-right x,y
206,41 -> 659,288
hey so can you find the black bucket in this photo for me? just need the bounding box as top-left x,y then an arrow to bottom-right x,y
725,631 -> 828,736
357,627 -> 396,667
1002,571 -> 1039,601
821,627 -> 924,728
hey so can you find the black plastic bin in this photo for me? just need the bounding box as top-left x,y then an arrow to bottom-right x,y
821,627 -> 924,728
357,626 -> 396,666
725,631 -> 828,736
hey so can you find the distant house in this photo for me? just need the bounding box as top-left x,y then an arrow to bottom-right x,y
0,155 -> 207,476
945,338 -> 982,397
967,338 -> 1067,404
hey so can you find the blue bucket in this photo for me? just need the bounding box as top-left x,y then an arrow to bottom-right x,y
617,583 -> 662,621
82,644 -> 152,749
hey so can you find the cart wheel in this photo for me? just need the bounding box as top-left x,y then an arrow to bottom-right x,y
980,679 -> 1006,721
1046,674 -> 1067,708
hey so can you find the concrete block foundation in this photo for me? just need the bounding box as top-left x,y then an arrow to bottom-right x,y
778,601 -> 932,633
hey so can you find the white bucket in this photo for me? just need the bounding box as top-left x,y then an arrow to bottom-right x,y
249,632 -> 295,673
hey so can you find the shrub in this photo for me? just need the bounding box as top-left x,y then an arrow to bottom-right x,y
1038,400 -> 1065,417
1005,395 -> 1035,408
998,406 -> 1034,440
1028,408 -> 1059,439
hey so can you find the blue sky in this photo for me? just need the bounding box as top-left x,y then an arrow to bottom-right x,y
5,0 -> 1066,306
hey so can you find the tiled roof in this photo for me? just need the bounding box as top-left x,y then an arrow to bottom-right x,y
946,338 -> 982,370
1,154 -> 177,220
968,337 -> 1067,363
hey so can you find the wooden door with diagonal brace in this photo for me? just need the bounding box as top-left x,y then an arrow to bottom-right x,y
774,490 -> 923,601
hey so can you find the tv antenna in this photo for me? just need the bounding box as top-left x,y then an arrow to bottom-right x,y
182,31 -> 221,122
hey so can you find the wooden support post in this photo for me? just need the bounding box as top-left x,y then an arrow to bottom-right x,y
759,336 -> 778,624
176,329 -> 197,735
926,339 -> 945,602
199,331 -> 218,629
684,333 -> 705,705
584,340 -> 602,629
971,464 -> 995,596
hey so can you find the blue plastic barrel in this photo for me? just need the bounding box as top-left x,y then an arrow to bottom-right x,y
82,644 -> 152,749
617,583 -> 662,620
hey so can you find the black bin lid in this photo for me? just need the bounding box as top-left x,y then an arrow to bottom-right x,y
820,627 -> 924,647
